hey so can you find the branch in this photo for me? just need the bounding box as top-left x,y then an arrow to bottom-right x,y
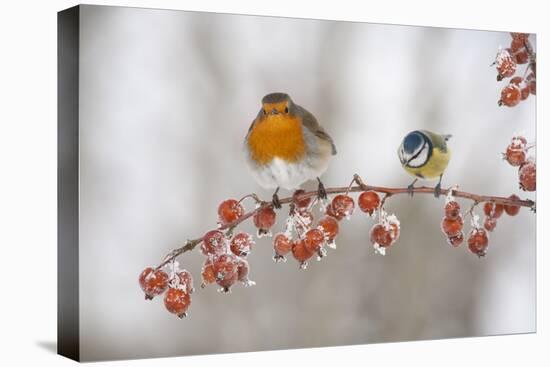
155,173 -> 535,270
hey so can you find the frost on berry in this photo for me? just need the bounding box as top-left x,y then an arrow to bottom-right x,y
441,215 -> 464,237
139,267 -> 169,300
330,194 -> 355,220
230,232 -> 254,257
173,269 -> 194,294
504,194 -> 521,216
503,135 -> 527,167
236,257 -> 255,287
253,206 -> 277,236
273,233 -> 292,262
217,199 -> 244,226
494,48 -> 516,80
483,202 -> 504,219
293,210 -> 313,236
304,228 -> 325,253
519,161 -> 536,192
499,84 -> 521,107
293,189 -> 312,210
358,191 -> 381,216
468,228 -> 489,257
201,256 -> 216,288
317,215 -> 339,248
447,232 -> 464,247
444,200 -> 461,220
483,216 -> 497,232
164,287 -> 191,318
201,230 -> 227,256
369,211 -> 400,254
292,240 -> 314,269
213,253 -> 239,293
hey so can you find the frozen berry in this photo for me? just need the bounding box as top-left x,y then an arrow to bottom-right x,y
175,270 -> 194,294
370,224 -> 393,247
447,232 -> 464,247
273,233 -> 293,257
331,195 -> 355,219
236,257 -> 253,284
293,189 -> 312,210
230,232 -> 254,257
164,287 -> 191,318
499,84 -> 521,107
468,228 -> 489,257
317,215 -> 339,241
201,257 -> 216,287
483,216 -> 497,232
510,76 -> 523,85
325,203 -> 340,220
510,32 -> 529,42
504,144 -> 526,166
217,199 -> 245,225
292,240 -> 315,265
510,37 -> 524,52
253,206 -> 276,233
201,230 -> 226,256
519,162 -> 536,191
213,253 -> 239,290
495,49 -> 516,80
304,228 -> 325,252
520,85 -> 530,100
529,80 -> 536,95
139,267 -> 169,300
514,48 -> 529,64
504,194 -> 521,216
358,191 -> 381,215
483,202 -> 504,218
444,201 -> 461,220
440,216 -> 464,237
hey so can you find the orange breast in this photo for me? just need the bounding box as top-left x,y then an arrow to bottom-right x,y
247,115 -> 306,165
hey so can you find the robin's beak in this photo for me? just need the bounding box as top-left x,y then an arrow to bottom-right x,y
271,108 -> 279,115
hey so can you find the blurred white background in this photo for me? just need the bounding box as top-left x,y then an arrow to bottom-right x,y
77,5 -> 535,361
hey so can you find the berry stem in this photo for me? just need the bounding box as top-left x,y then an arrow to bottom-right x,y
154,174 -> 535,270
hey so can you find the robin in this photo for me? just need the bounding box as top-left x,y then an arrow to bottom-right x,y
397,130 -> 452,197
244,92 -> 337,208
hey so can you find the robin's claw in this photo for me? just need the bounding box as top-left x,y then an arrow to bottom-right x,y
272,193 -> 282,209
317,178 -> 327,200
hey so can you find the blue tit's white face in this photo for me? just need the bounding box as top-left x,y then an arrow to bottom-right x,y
398,131 -> 431,168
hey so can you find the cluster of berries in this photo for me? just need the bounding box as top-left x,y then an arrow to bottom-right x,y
494,33 -> 536,107
503,136 -> 536,192
440,191 -> 521,257
138,264 -> 194,318
200,199 -> 256,293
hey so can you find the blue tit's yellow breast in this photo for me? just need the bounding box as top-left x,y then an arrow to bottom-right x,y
404,147 -> 451,180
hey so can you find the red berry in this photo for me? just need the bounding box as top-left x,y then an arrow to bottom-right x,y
164,287 -> 191,318
444,201 -> 461,220
499,84 -> 521,107
317,215 -> 339,241
440,216 -> 464,237
213,253 -> 239,290
201,257 -> 216,287
230,232 -> 254,257
291,240 -> 315,264
236,257 -> 251,283
519,162 -> 536,191
201,230 -> 226,256
331,195 -> 355,219
504,145 -> 526,167
217,199 -> 244,225
292,189 -> 312,209
520,85 -> 530,100
510,33 -> 529,42
253,206 -> 276,232
510,76 -> 523,85
510,37 -> 525,52
370,224 -> 393,247
483,202 -> 504,218
273,233 -> 293,257
325,203 -> 340,220
495,49 -> 516,80
304,228 -> 325,252
504,194 -> 521,216
468,228 -> 489,257
175,270 -> 194,294
514,49 -> 529,64
529,80 -> 536,95
139,267 -> 169,300
358,191 -> 381,215
483,216 -> 497,232
447,232 -> 464,247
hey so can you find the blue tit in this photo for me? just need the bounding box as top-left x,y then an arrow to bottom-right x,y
397,130 -> 452,197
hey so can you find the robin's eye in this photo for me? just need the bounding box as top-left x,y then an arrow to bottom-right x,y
284,107 -> 289,113
263,109 -> 267,115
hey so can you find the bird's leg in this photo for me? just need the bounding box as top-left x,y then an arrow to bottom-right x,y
317,177 -> 328,200
407,178 -> 418,197
271,187 -> 282,209
434,175 -> 443,198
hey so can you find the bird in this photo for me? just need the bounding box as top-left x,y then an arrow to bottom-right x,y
397,130 -> 452,197
244,92 -> 337,208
